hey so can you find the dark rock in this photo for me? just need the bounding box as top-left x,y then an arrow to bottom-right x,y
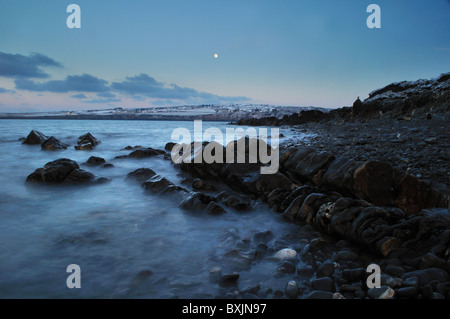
221,196 -> 250,211
253,230 -> 274,244
26,158 -> 79,183
336,250 -> 359,262
192,178 -> 215,191
41,136 -> 68,150
294,151 -> 335,185
22,130 -> 48,145
102,163 -> 114,168
353,161 -> 402,207
75,133 -> 100,150
63,169 -> 95,184
165,142 -> 176,151
219,273 -> 239,286
421,285 -> 434,299
297,265 -> 314,277
311,277 -> 335,292
206,202 -> 226,215
123,145 -> 142,150
342,268 -> 365,282
240,284 -> 260,296
126,147 -> 166,158
402,268 -> 449,286
419,253 -> 447,270
85,156 -> 106,166
278,261 -> 296,274
397,287 -> 419,298
339,283 -> 363,293
285,281 -> 299,299
317,262 -> 335,278
385,265 -> 405,277
180,192 -> 215,211
126,168 -> 157,183
142,175 -> 182,194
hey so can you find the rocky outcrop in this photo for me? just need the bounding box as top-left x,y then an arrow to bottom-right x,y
75,133 -> 100,150
26,158 -> 109,184
115,147 -> 166,159
22,130 -> 48,145
41,136 -> 69,150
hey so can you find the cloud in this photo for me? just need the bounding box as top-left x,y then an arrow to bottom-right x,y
83,97 -> 121,104
0,87 -> 16,94
15,74 -> 110,93
97,92 -> 116,98
71,93 -> 87,99
111,73 -> 249,103
0,51 -> 62,78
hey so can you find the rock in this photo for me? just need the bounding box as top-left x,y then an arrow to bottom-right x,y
22,130 -> 48,145
336,250 -> 359,262
419,253 -> 447,270
322,156 -> 360,196
332,293 -> 346,299
402,268 -> 449,286
274,248 -> 297,260
126,168 -> 157,183
278,261 -> 296,274
209,267 -> 222,283
297,265 -> 314,277
353,161 -> 402,207
41,137 -> 68,150
206,202 -> 226,215
192,178 -> 215,191
421,284 -> 434,299
367,286 -> 395,299
240,284 -> 260,296
424,137 -> 438,145
317,262 -> 335,278
293,151 -> 335,185
339,283 -> 363,293
123,145 -> 142,150
305,291 -> 333,299
221,250 -> 252,270
85,156 -> 106,166
285,281 -> 299,299
26,158 -> 79,183
164,142 -> 177,151
63,169 -> 95,184
397,287 -> 419,298
342,268 -> 366,282
385,265 -> 405,277
253,230 -> 274,244
311,277 -> 335,292
282,195 -> 305,222
142,175 -> 183,194
125,147 -> 166,158
221,196 -> 250,211
180,192 -> 215,211
75,133 -> 100,150
219,273 -> 239,286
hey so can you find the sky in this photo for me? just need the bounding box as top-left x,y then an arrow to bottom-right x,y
0,0 -> 449,112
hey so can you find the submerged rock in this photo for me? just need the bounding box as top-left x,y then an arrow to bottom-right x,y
22,130 -> 48,145
41,136 -> 69,151
75,133 -> 100,150
26,158 -> 107,185
126,168 -> 156,183
85,156 -> 106,166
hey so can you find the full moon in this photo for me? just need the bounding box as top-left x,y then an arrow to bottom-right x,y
213,53 -> 219,59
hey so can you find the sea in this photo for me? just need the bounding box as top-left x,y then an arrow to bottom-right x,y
0,119 -> 311,298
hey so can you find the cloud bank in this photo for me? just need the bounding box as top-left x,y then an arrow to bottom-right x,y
0,51 -> 250,105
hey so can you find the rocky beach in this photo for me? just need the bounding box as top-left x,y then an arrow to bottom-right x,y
4,73 -> 449,299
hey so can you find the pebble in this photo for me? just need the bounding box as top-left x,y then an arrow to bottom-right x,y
367,286 -> 395,299
274,248 -> 297,260
311,277 -> 335,292
317,262 -> 335,278
285,281 -> 299,299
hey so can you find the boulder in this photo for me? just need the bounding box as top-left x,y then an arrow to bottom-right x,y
126,168 -> 156,183
22,130 -> 48,145
75,133 -> 100,150
26,158 -> 79,183
85,156 -> 106,166
41,136 -> 69,151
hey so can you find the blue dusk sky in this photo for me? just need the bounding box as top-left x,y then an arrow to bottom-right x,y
0,0 -> 449,112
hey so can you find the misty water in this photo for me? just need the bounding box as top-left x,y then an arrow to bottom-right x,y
0,119 -> 311,298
